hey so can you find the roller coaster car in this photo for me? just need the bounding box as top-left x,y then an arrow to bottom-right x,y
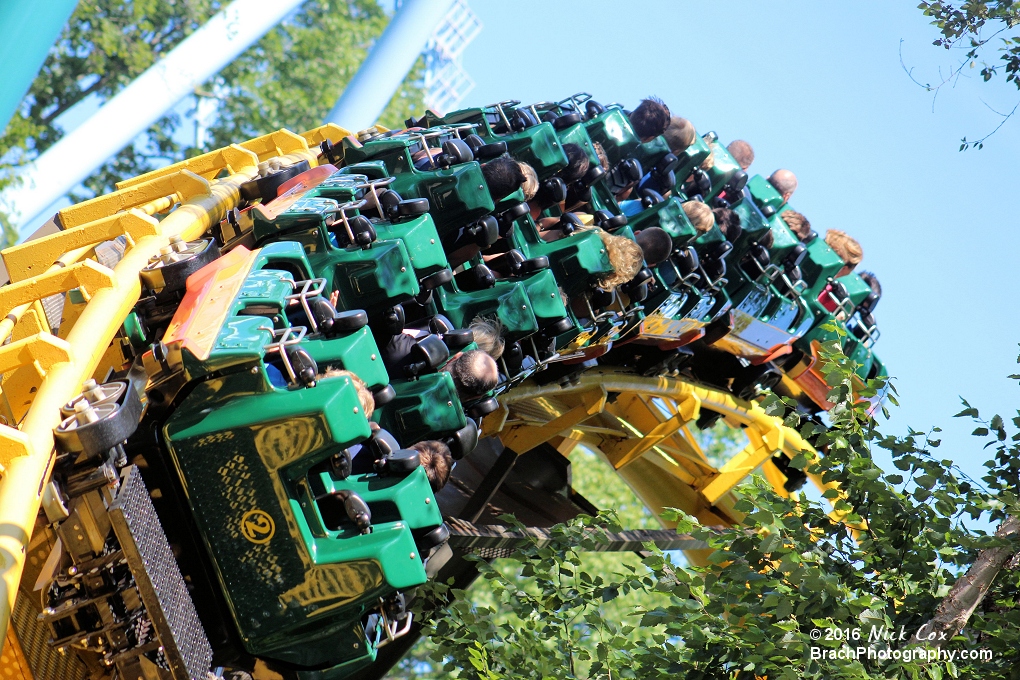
136,242 -> 438,675
431,102 -> 570,179
340,130 -> 496,236
251,196 -> 427,320
700,133 -> 748,207
746,173 -> 786,215
778,272 -> 886,412
582,104 -> 642,168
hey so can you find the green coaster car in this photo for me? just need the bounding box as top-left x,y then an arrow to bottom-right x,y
143,242 -> 443,677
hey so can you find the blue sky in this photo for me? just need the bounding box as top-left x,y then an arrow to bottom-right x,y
457,0 -> 1020,483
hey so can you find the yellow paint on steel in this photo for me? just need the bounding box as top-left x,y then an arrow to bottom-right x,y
237,129 -> 310,161
0,261 -> 115,316
1,211 -> 159,283
0,139 -> 262,655
301,123 -> 353,148
494,369 -> 818,522
0,627 -> 34,680
58,170 -> 212,229
116,144 -> 259,190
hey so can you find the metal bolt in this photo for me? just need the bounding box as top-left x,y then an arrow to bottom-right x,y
400,267 -> 406,272
447,401 -> 453,407
74,400 -> 99,426
169,235 -> 188,253
370,354 -> 377,360
410,552 -> 416,559
425,498 -> 430,504
353,407 -> 359,413
251,366 -> 259,374
82,379 -> 106,403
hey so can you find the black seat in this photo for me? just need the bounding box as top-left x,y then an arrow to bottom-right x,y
466,396 -> 500,419
442,329 -> 474,352
784,243 -> 807,268
284,347 -> 317,387
454,264 -> 496,291
553,112 -> 583,130
533,177 -> 568,210
585,100 -> 606,118
376,449 -> 421,476
239,160 -> 311,202
445,420 -> 479,459
434,138 -> 474,168
372,384 -> 396,406
405,335 -> 451,378
607,158 -> 643,194
674,247 -> 700,277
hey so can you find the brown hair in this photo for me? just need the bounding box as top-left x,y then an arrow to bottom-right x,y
824,229 -> 863,267
412,440 -> 453,492
726,140 -> 755,170
682,200 -> 714,233
663,116 -> 696,154
780,209 -> 811,240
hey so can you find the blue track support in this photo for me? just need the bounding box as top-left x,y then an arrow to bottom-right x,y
325,0 -> 455,132
0,0 -> 79,134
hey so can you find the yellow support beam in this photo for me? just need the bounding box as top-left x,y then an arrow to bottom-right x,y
59,170 -> 210,229
0,333 -> 72,377
602,392 -> 701,469
238,129 -> 309,161
499,386 -> 607,455
0,261 -> 115,316
301,123 -> 353,148
116,144 -> 259,190
0,159 -> 259,654
1,211 -> 159,283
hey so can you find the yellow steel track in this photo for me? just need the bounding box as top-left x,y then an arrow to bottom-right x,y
0,126 -> 820,667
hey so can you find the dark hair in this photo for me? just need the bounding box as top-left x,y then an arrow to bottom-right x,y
712,207 -> 741,241
635,227 -> 673,266
726,140 -> 755,170
481,153 -> 526,201
559,143 -> 590,184
629,97 -> 670,140
450,349 -> 498,398
412,440 -> 453,492
859,271 -> 882,297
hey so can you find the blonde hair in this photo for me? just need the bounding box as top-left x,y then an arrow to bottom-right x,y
682,200 -> 714,233
824,230 -> 863,267
469,316 -> 505,360
321,367 -> 374,418
780,209 -> 811,240
519,162 -> 539,201
594,228 -> 643,290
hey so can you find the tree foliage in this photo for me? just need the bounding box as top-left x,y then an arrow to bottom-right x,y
916,1 -> 1020,148
410,329 -> 1020,679
0,0 -> 424,245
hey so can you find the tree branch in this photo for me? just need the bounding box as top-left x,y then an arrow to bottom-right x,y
912,514 -> 1020,647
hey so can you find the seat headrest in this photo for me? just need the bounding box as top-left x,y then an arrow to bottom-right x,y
557,212 -> 584,235
553,112 -> 583,130
542,316 -> 575,337
581,164 -> 606,187
407,334 -> 450,376
585,100 -> 606,118
654,153 -> 680,177
285,347 -> 317,386
535,177 -> 568,208
784,243 -> 807,268
366,427 -> 402,460
440,138 -> 474,166
443,329 -> 474,351
590,288 -> 615,309
372,383 -> 396,406
378,449 -> 421,475
709,241 -> 733,260
639,187 -> 665,208
446,420 -> 479,459
466,396 -> 500,419
674,247 -> 700,275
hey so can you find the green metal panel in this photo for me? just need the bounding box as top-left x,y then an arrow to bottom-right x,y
628,196 -> 699,246
377,372 -> 467,444
747,174 -> 785,213
801,237 -> 845,297
300,327 -> 389,390
673,133 -> 711,186
374,213 -> 449,277
583,107 -> 640,167
436,280 -> 540,340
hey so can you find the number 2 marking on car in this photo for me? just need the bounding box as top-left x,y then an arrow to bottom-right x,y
240,509 -> 276,544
